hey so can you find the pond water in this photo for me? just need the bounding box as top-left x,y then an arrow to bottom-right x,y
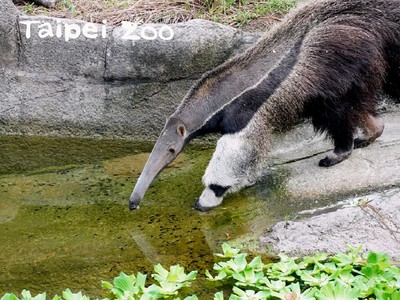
0,135 -> 321,298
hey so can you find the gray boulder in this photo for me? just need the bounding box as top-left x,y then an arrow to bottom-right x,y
0,1 -> 261,138
0,0 -> 19,69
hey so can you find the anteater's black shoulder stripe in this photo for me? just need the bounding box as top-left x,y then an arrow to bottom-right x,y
193,39 -> 303,137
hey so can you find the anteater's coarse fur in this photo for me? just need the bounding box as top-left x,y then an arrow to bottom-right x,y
130,0 -> 400,211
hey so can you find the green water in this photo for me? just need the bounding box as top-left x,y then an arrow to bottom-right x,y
0,135 -> 314,298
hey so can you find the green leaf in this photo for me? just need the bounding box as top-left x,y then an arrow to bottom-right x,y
153,264 -> 169,281
21,290 -> 33,300
183,295 -> 198,300
168,265 -> 186,282
271,283 -> 317,300
30,295 -> 40,300
231,287 -> 270,300
152,264 -> 197,285
352,277 -> 375,298
263,279 -> 286,291
2,245 -> 400,300
145,284 -> 163,297
234,268 -> 264,287
367,252 -> 379,264
214,291 -> 224,300
1,293 -> 19,300
248,256 -> 264,271
61,289 -> 89,300
331,245 -> 364,267
111,272 -> 137,296
135,272 -> 147,293
316,281 -> 360,300
205,269 -> 227,282
268,255 -> 300,279
300,287 -> 319,300
157,281 -> 181,295
297,270 -> 330,287
336,269 -> 355,285
101,281 -> 113,290
232,272 -> 246,284
388,291 -> 400,300
184,271 -> 198,282
31,291 -> 46,300
215,243 -> 241,258
366,252 -> 392,274
234,254 -> 248,271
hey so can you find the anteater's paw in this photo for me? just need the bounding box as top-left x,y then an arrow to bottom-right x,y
353,137 -> 371,149
319,152 -> 351,167
319,156 -> 336,167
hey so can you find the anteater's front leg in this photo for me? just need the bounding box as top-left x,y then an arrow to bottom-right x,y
319,127 -> 354,167
194,133 -> 260,211
318,110 -> 384,167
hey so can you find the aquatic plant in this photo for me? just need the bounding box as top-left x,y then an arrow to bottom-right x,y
206,244 -> 400,299
1,244 -> 399,300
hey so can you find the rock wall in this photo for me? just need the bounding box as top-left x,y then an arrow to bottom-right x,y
0,0 -> 261,139
0,0 -> 19,69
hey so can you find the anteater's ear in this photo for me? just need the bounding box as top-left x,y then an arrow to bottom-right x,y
177,124 -> 187,137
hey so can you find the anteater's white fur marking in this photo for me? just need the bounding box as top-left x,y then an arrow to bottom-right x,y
198,126 -> 266,208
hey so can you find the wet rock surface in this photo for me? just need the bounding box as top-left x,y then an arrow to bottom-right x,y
261,104 -> 400,258
260,188 -> 400,257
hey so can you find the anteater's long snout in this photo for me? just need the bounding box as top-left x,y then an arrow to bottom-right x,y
129,119 -> 188,210
129,176 -> 148,210
129,157 -> 161,210
129,139 -> 184,210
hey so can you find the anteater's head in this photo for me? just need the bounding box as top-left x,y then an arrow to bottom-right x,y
129,117 -> 188,210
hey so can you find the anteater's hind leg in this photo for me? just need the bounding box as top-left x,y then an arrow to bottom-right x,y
354,113 -> 384,148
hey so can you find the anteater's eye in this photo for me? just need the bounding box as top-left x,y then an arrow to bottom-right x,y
169,148 -> 175,154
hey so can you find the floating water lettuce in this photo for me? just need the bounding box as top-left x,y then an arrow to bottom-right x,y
1,243 -> 399,300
